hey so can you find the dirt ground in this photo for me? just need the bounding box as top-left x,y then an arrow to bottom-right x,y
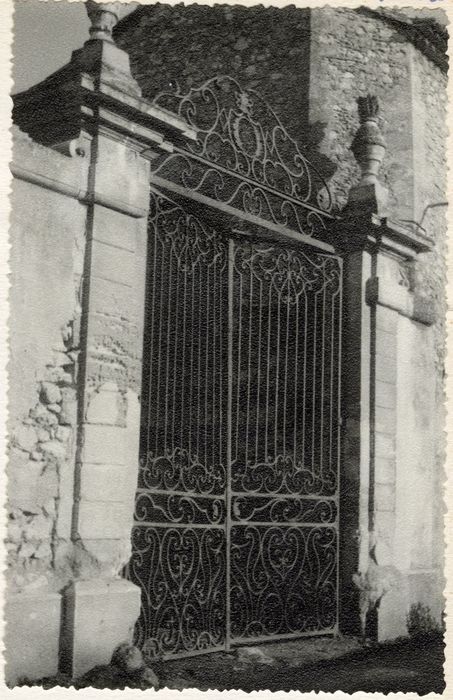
26,632 -> 444,694
153,633 -> 445,694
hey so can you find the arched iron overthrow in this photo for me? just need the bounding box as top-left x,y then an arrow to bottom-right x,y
151,76 -> 334,241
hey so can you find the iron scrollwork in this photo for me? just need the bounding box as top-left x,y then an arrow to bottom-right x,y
230,526 -> 337,639
152,76 -> 334,239
130,526 -> 226,659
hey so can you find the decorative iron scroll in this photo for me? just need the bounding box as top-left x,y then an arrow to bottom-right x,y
231,495 -> 337,525
152,76 -> 334,239
130,526 -> 226,659
230,526 -> 337,639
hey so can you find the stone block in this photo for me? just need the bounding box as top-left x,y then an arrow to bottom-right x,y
59,387 -> 77,426
378,583 -> 408,641
376,306 -> 398,334
374,509 -> 396,544
52,351 -> 72,367
79,463 -> 131,502
77,500 -> 132,539
375,329 -> 397,360
91,239 -> 135,288
74,538 -> 132,578
375,380 -> 396,409
55,425 -> 72,443
375,432 -> 395,459
8,461 -> 42,514
12,424 -> 38,453
40,440 -> 67,462
407,569 -> 443,627
81,424 -> 127,464
375,407 -> 397,436
92,206 -> 137,252
89,275 -> 134,321
61,579 -> 141,678
374,482 -> 396,513
36,465 -> 59,505
86,384 -> 121,425
40,382 -> 62,405
25,512 -> 53,541
94,135 -> 150,213
31,403 -> 59,427
8,446 -> 31,471
374,456 -> 396,485
375,352 -> 397,384
4,591 -> 61,685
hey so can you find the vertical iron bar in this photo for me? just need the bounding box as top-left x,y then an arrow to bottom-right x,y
235,268 -> 243,465
245,271 -> 253,468
265,290 -> 272,461
146,203 -> 158,456
226,237 -> 234,651
212,259 -> 217,469
196,271 -> 202,459
171,261 -> 182,450
311,294 -> 318,474
188,270 -> 196,456
155,236 -> 166,455
205,266 -> 211,466
301,292 -> 308,466
163,251 -> 173,450
293,295 -> 300,466
255,279 -> 263,464
283,286 -> 290,455
320,274 -> 327,478
274,287 -> 281,457
336,258 -> 343,633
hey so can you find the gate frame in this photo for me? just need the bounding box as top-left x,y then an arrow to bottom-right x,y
129,185 -> 343,659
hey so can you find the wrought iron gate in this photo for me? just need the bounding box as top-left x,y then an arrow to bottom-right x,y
127,77 -> 342,661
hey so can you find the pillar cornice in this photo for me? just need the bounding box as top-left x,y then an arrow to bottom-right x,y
12,43 -> 195,157
338,213 -> 434,260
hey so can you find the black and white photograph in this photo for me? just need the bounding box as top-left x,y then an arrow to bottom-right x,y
3,0 -> 450,695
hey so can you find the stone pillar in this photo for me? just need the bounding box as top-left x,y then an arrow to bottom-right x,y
339,96 -> 434,640
12,1 -> 192,678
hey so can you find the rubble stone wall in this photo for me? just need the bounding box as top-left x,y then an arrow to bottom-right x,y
6,127 -> 89,682
8,127 -> 88,596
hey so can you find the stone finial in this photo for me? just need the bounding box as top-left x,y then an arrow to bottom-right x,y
85,0 -> 120,42
351,94 -> 386,186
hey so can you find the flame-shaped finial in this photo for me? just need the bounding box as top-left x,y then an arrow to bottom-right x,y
357,94 -> 380,124
351,94 -> 386,186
